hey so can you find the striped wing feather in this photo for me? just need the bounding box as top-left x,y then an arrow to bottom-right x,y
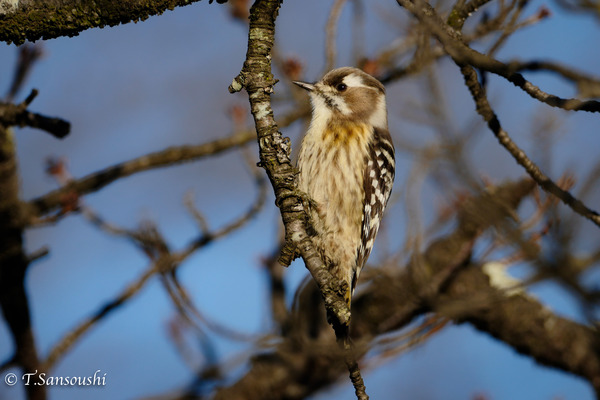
353,127 -> 395,291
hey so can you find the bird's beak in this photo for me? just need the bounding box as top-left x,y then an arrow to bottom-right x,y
292,80 -> 315,91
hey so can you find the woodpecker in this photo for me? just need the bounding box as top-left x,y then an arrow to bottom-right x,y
294,67 -> 395,309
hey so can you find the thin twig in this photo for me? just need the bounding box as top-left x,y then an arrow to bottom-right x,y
485,0 -> 538,57
6,44 -> 44,102
184,191 -> 211,235
508,60 -> 600,98
263,238 -> 289,329
180,170 -> 268,258
351,0 -> 366,65
325,0 -> 348,72
162,173 -> 268,342
163,274 -> 259,342
0,89 -> 70,138
41,263 -> 159,371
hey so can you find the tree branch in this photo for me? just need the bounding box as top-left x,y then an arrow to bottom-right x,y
439,264 -> 600,394
506,60 -> 600,99
41,173 -> 266,371
396,0 -> 600,228
0,82 -> 73,400
28,130 -> 255,217
29,105 -> 308,220
324,0 -> 348,72
214,179 -> 599,399
0,125 -> 45,400
398,0 -> 600,112
0,89 -> 70,138
0,0 -> 224,45
458,64 -> 600,227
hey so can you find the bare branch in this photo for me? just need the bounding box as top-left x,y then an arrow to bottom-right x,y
447,0 -> 494,30
439,264 -> 600,393
29,105 -> 307,220
40,260 -> 158,371
507,60 -> 600,99
0,0 -> 222,45
0,124 -> 46,400
5,43 -> 44,102
381,0 -> 538,85
215,180 -> 551,399
324,0 -> 348,72
0,89 -> 70,138
396,0 -> 600,228
29,130 -> 254,217
399,0 -> 600,112
230,0 -> 352,331
42,173 -> 266,371
458,64 -> 600,228
184,192 -> 211,235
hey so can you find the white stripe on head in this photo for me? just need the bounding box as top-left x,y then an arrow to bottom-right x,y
369,95 -> 388,129
331,95 -> 351,115
343,73 -> 369,89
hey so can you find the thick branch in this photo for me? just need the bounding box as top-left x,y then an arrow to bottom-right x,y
439,265 -> 600,393
0,125 -> 45,400
0,0 -> 216,45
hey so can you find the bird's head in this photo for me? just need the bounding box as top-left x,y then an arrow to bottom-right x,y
293,67 -> 387,129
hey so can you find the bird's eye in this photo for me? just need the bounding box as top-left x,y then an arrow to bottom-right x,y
336,83 -> 347,92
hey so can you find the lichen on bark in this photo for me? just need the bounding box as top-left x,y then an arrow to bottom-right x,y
0,0 -> 206,45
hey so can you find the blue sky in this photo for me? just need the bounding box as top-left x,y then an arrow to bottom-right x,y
0,1 -> 599,399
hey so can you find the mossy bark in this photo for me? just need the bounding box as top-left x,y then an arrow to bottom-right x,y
0,0 -> 205,45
